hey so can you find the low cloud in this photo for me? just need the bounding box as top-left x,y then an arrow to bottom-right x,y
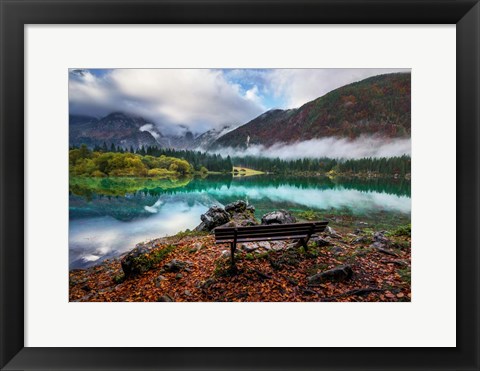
139,124 -> 161,139
211,136 -> 411,160
69,69 -> 265,134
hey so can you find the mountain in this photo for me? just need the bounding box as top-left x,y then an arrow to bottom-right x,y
191,125 -> 233,150
162,129 -> 195,150
70,112 -> 161,149
212,73 -> 411,148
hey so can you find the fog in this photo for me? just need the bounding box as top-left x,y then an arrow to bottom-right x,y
211,136 -> 411,160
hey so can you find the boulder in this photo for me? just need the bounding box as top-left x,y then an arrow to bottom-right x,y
261,210 -> 296,225
225,200 -> 247,214
195,201 -> 260,231
331,246 -> 346,256
373,231 -> 389,244
324,226 -> 342,239
224,200 -> 258,227
195,205 -> 231,231
311,236 -> 333,247
241,243 -> 259,252
352,235 -> 371,245
154,275 -> 167,288
370,231 -> 393,251
157,294 -> 174,302
162,259 -> 189,273
221,216 -> 258,228
120,245 -> 152,277
271,241 -> 288,251
307,265 -> 353,285
257,241 -> 271,250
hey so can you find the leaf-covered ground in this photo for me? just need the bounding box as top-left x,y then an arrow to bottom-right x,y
69,226 -> 411,302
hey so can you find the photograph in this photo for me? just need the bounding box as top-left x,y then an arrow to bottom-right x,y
68,68 -> 412,302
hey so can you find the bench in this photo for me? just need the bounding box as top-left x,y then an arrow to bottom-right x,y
214,221 -> 329,270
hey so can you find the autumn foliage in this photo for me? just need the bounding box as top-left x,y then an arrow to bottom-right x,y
69,225 -> 411,303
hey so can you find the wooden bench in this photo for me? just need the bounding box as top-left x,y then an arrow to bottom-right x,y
214,221 -> 329,270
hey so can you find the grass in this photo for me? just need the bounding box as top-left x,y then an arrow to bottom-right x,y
387,224 -> 411,237
397,266 -> 411,285
296,210 -> 320,221
128,244 -> 177,276
113,273 -> 126,284
175,229 -> 209,239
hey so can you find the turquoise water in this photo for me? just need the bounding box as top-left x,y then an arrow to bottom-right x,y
69,175 -> 411,268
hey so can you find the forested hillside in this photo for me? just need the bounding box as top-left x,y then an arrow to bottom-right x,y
213,73 -> 410,148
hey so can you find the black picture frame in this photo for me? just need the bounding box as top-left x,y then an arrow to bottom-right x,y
1,1 -> 479,370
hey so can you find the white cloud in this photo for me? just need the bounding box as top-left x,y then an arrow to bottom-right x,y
69,69 -> 265,134
244,85 -> 264,107
139,124 -> 161,140
267,68 -> 410,108
69,68 -> 411,135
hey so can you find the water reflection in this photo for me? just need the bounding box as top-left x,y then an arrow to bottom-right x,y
70,200 -> 210,268
69,175 -> 411,268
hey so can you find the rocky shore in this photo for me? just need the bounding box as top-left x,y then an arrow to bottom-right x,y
69,200 -> 411,302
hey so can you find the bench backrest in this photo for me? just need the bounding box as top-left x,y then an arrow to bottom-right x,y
214,221 -> 328,242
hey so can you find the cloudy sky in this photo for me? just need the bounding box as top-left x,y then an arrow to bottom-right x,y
69,68 -> 409,135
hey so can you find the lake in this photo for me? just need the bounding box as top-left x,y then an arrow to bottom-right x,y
69,175 -> 411,269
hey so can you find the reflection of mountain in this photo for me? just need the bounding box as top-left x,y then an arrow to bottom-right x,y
69,176 -> 194,198
70,175 -> 411,223
69,190 -> 220,222
206,185 -> 411,215
69,175 -> 411,268
69,199 -> 210,268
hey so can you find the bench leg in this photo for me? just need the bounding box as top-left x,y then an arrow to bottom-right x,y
230,242 -> 237,272
295,235 -> 311,251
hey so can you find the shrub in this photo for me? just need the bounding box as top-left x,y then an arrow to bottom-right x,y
91,170 -> 106,177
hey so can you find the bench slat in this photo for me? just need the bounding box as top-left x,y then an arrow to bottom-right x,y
216,234 -> 313,244
216,221 -> 327,230
214,221 -> 327,234
214,226 -> 327,239
214,225 -> 315,236
219,229 -> 315,240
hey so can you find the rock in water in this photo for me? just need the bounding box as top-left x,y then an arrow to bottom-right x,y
195,205 -> 231,231
307,265 -> 353,284
261,210 -> 296,225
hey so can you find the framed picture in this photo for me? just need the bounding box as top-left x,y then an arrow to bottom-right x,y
1,0 -> 478,370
